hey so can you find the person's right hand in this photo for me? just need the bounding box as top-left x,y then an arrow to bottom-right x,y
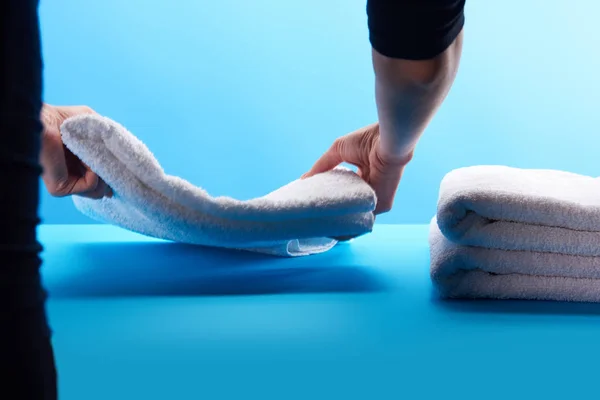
302,123 -> 412,215
40,104 -> 112,199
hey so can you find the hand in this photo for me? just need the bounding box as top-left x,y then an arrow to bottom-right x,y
302,123 -> 412,215
40,104 -> 112,199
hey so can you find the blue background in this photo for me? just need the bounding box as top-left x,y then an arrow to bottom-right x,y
38,0 -> 600,224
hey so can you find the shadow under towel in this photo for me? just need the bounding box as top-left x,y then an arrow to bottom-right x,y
59,114 -> 376,257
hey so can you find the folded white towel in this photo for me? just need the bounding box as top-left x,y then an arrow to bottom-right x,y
430,165 -> 600,302
436,165 -> 600,256
60,114 -> 376,257
429,218 -> 600,302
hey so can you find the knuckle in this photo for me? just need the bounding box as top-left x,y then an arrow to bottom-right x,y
332,137 -> 345,149
86,180 -> 99,192
49,180 -> 70,196
83,174 -> 100,191
72,105 -> 95,114
331,138 -> 346,158
48,187 -> 62,196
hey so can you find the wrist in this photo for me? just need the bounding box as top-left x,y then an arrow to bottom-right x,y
376,134 -> 415,166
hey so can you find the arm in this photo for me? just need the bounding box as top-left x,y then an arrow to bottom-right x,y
305,0 -> 466,215
372,36 -> 463,164
368,0 -> 465,163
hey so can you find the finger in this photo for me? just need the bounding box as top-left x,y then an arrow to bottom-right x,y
371,170 -> 400,214
81,178 -> 112,200
58,105 -> 97,119
357,165 -> 370,181
69,168 -> 100,195
82,161 -> 113,198
77,173 -> 114,200
41,137 -> 71,193
302,140 -> 345,178
302,124 -> 378,179
303,132 -> 369,179
369,165 -> 405,215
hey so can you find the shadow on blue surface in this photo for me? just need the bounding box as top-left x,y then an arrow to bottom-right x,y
433,297 -> 600,316
44,241 -> 390,298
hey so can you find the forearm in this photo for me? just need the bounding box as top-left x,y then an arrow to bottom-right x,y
366,0 -> 466,162
373,30 -> 463,162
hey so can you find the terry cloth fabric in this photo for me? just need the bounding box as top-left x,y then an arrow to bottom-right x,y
60,114 -> 376,257
430,165 -> 600,302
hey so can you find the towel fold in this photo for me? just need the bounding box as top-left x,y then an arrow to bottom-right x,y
60,114 -> 376,257
436,165 -> 600,256
430,165 -> 600,302
429,218 -> 600,302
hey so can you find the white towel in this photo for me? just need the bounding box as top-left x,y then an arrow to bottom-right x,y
429,218 -> 600,302
436,165 -> 600,256
60,114 -> 376,257
430,165 -> 600,302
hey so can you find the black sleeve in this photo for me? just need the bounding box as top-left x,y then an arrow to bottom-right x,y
367,0 -> 466,60
0,0 -> 58,398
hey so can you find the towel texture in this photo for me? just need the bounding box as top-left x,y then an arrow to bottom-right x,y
437,165 -> 600,256
430,165 -> 600,302
60,114 -> 376,257
429,218 -> 600,302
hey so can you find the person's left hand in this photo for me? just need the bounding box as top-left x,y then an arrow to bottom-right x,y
40,104 -> 112,199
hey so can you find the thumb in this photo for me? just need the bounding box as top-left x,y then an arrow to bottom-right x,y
368,154 -> 406,215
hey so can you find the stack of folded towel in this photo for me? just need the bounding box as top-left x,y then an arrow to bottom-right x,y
429,165 -> 600,302
60,114 -> 376,257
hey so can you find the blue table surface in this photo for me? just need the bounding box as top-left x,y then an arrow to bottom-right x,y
40,224 -> 600,400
